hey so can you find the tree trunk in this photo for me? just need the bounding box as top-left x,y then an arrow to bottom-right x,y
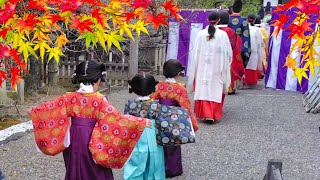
24,57 -> 40,94
48,59 -> 59,85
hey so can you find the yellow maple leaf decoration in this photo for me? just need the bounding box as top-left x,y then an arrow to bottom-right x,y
283,57 -> 298,69
303,58 -> 320,77
292,68 -> 309,84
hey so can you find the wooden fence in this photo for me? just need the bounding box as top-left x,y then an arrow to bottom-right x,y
48,42 -> 167,92
54,51 -> 129,89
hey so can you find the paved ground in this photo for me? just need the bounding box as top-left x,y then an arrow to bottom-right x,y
1,81 -> 320,180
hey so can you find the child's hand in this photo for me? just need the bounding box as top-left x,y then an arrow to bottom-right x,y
146,119 -> 152,128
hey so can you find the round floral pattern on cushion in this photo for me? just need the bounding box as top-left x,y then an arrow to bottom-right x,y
155,104 -> 196,146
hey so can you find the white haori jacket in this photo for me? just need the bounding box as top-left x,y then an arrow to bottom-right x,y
188,26 -> 232,103
246,25 -> 265,72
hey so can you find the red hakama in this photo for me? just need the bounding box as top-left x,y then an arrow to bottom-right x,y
245,69 -> 259,85
194,94 -> 226,121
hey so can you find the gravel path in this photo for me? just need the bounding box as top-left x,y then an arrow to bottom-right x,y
1,81 -> 320,180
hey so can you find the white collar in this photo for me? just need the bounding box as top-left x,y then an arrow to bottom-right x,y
217,24 -> 228,28
165,78 -> 176,83
136,96 -> 151,101
254,24 -> 261,27
77,83 -> 94,93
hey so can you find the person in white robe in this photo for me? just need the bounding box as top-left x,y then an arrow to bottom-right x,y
244,14 -> 265,87
188,10 -> 232,123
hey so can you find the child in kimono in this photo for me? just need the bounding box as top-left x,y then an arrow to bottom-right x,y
150,59 -> 199,178
123,73 -> 165,180
28,60 -> 151,180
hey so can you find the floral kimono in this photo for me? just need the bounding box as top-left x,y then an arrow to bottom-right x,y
150,79 -> 199,178
123,97 -> 165,180
30,90 -> 147,180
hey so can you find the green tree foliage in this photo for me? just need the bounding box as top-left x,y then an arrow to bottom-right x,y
177,0 -> 262,17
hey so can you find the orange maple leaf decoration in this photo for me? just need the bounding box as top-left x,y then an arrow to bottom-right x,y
70,18 -> 94,34
17,14 -> 41,30
287,20 -> 313,39
9,66 -> 22,90
271,13 -> 289,37
145,12 -> 169,29
0,70 -> 8,86
161,0 -> 183,21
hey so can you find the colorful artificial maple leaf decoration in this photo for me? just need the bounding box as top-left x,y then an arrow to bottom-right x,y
145,12 -> 169,29
161,0 -> 183,21
9,66 -> 22,90
292,67 -> 309,84
0,70 -> 7,86
0,0 -> 183,90
283,57 -> 298,69
271,13 -> 289,37
287,20 -> 313,39
70,18 -> 94,34
272,0 -> 320,86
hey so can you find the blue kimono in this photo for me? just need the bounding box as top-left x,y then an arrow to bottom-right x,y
228,14 -> 251,64
123,98 -> 165,180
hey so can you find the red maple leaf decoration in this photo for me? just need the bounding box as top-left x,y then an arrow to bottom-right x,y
161,0 -> 183,21
0,70 -> 8,87
60,0 -> 83,12
10,48 -> 27,71
131,0 -> 151,9
271,13 -> 289,36
92,9 -> 108,27
26,0 -> 47,11
70,18 -> 94,34
145,13 -> 169,29
84,0 -> 104,6
17,14 -> 41,30
296,0 -> 320,15
287,20 -> 313,39
50,14 -> 64,24
0,45 -> 11,58
124,12 -> 137,22
0,3 -> 16,25
9,66 -> 22,90
0,28 -> 10,39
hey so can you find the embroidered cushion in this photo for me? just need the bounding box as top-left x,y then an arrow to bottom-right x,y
124,100 -> 158,119
155,104 -> 196,146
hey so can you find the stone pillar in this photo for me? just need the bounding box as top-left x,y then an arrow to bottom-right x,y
129,38 -> 139,79
0,68 -> 11,104
17,79 -> 24,104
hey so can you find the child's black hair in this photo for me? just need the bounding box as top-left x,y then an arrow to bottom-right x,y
72,60 -> 107,85
163,59 -> 185,78
128,72 -> 158,96
219,10 -> 230,25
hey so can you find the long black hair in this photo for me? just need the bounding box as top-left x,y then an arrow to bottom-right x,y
128,72 -> 158,96
72,60 -> 106,85
208,10 -> 220,40
247,14 -> 256,26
